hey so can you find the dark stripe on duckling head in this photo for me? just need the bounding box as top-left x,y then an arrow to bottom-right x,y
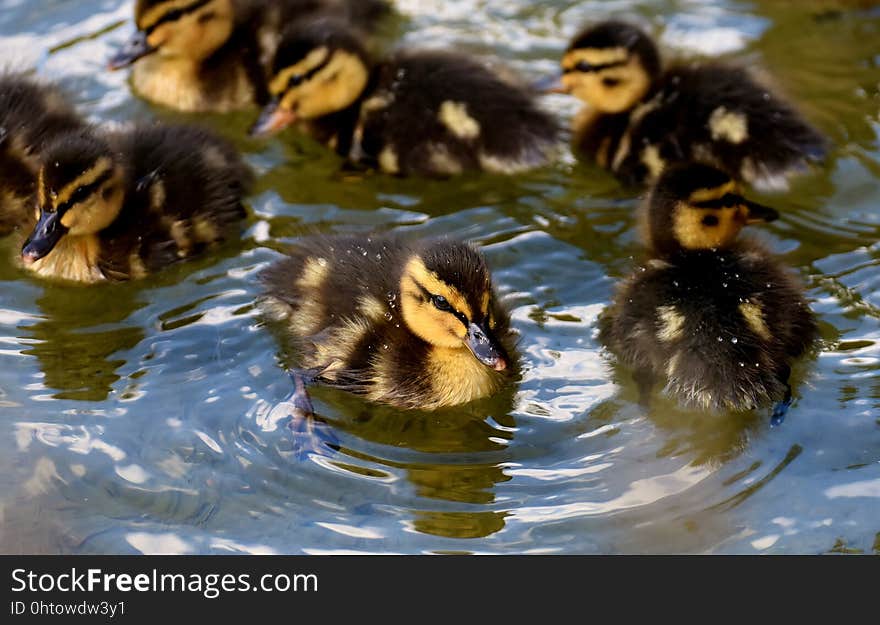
412,278 -> 470,328
138,0 -> 212,33
568,21 -> 661,78
53,168 -> 114,216
419,241 -> 492,323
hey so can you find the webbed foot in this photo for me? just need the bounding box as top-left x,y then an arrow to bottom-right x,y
286,370 -> 339,459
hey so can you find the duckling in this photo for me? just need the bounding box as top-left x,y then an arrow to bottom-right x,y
250,18 -> 561,177
551,21 -> 827,189
0,73 -> 85,237
108,0 -> 391,113
20,123 -> 252,283
260,234 -> 515,427
598,163 -> 817,422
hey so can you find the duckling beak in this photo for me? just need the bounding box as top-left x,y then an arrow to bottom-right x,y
108,31 -> 157,70
250,98 -> 297,137
533,73 -> 568,94
743,199 -> 780,224
466,321 -> 508,371
21,210 -> 65,264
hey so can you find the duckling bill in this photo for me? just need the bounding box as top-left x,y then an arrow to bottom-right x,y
598,163 -> 818,420
21,123 -> 252,282
549,21 -> 827,189
260,234 -> 516,420
250,18 -> 561,177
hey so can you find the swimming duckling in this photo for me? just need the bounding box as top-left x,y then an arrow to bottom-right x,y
0,74 -> 85,236
108,0 -> 391,112
21,123 -> 252,282
250,18 -> 561,176
260,234 -> 515,424
551,21 -> 827,189
598,163 -> 817,421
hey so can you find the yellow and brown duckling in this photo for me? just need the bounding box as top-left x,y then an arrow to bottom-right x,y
250,18 -> 561,176
21,123 -> 253,283
260,234 -> 516,428
108,0 -> 391,112
598,163 -> 817,422
0,73 -> 85,237
551,21 -> 827,189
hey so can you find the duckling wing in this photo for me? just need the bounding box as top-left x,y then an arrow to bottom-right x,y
356,52 -> 560,176
99,124 -> 250,276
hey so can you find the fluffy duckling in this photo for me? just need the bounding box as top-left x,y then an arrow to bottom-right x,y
21,123 -> 252,282
108,0 -> 391,112
552,21 -> 827,189
250,18 -> 561,177
0,74 -> 85,237
260,234 -> 515,423
598,163 -> 817,421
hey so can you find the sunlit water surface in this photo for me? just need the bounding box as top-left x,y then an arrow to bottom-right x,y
0,0 -> 878,554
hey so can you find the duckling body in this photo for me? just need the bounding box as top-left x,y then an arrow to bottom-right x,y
251,20 -> 561,176
111,0 -> 391,113
261,235 -> 515,410
558,21 -> 826,189
599,163 -> 817,413
22,123 -> 252,283
0,74 -> 85,236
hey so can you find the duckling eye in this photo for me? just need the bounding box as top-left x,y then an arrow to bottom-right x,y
602,77 -> 621,87
289,74 -> 304,87
431,295 -> 453,312
702,215 -> 719,227
575,61 -> 594,73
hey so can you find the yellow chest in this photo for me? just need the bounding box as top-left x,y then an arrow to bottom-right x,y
26,235 -> 104,283
420,346 -> 504,410
131,58 -> 253,113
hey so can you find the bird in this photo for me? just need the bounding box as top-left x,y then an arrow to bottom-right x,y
249,17 -> 561,177
598,162 -> 818,423
107,0 -> 392,112
0,73 -> 85,237
259,233 -> 516,437
549,20 -> 827,189
20,122 -> 253,282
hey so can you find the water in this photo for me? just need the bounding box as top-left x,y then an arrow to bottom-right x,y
0,0 -> 878,555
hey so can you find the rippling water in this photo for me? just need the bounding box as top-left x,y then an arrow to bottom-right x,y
0,0 -> 878,555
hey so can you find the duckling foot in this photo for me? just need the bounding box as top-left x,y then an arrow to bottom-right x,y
286,370 -> 339,459
770,371 -> 793,427
770,398 -> 792,427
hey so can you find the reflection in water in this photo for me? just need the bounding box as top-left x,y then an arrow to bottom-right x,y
20,283 -> 145,401
316,389 -> 517,540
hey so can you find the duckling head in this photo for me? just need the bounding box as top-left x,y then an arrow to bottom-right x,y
250,19 -> 370,136
399,242 -> 509,372
556,21 -> 660,113
108,0 -> 235,69
22,132 -> 125,263
645,163 -> 780,256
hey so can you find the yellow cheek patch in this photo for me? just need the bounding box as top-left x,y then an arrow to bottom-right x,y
53,157 -> 113,209
402,257 -> 473,320
269,47 -> 330,95
688,180 -> 737,204
563,47 -> 629,70
656,305 -> 685,342
673,203 -> 743,250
